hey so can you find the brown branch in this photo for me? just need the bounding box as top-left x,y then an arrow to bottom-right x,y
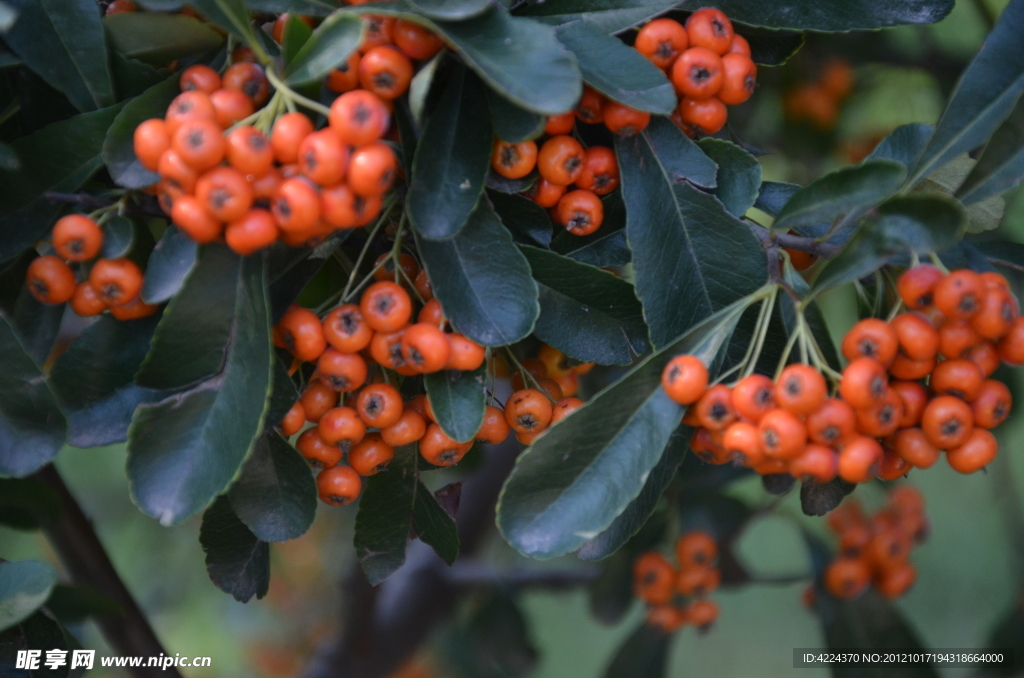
750,222 -> 843,259
442,562 -> 599,589
33,465 -> 182,678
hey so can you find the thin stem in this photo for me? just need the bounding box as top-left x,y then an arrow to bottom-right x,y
740,287 -> 779,380
504,347 -> 554,402
0,99 -> 20,127
928,252 -> 951,275
331,201 -> 396,307
266,68 -> 331,118
773,327 -> 801,381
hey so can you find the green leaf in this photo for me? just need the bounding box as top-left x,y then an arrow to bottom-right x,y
866,123 -> 934,169
497,298 -> 749,558
754,181 -> 799,217
0,313 -> 66,477
908,0 -> 1024,186
266,356 -> 299,428
354,445 -> 457,583
285,10 -> 362,86
487,87 -> 545,143
104,12 -> 223,66
977,600 -> 1024,677
642,115 -> 717,188
0,103 -> 124,263
520,245 -> 647,365
103,76 -> 178,189
0,560 -> 56,633
773,160 -> 907,232
684,0 -> 953,31
4,0 -> 114,111
408,63 -> 492,240
189,0 -> 265,59
141,225 -> 199,304
228,431 -> 316,542
814,588 -> 939,677
50,313 -> 165,448
11,288 -> 63,365
425,365 -> 486,443
135,245 -> 241,390
489,190 -> 553,247
99,216 -> 135,259
617,121 -> 765,348
110,52 -> 169,99
407,0 -> 489,20
577,428 -> 686,561
519,0 -> 678,34
810,195 -> 966,296
127,254 -> 272,525
281,13 -> 313,65
0,142 -> 19,171
44,585 -> 121,624
602,622 -> 670,678
915,156 -> 1005,233
0,478 -> 61,531
350,2 -> 582,115
245,0 -> 337,14
416,202 -> 539,346
550,191 -> 630,267
199,496 -> 269,603
267,232 -> 352,321
698,138 -> 762,217
742,26 -> 804,66
0,610 -> 69,678
486,168 -> 535,194
957,98 -> 1024,205
553,21 -> 675,114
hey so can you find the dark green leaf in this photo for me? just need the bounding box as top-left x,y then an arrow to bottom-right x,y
977,601 -> 1024,677
550,191 -> 630,267
4,0 -> 114,111
354,445 -> 420,584
189,0 -> 265,58
577,428 -> 686,561
489,190 -> 553,247
487,87 -> 545,143
617,122 -> 765,348
486,168 -> 536,194
285,10 -> 362,85
412,478 -> 460,564
407,0 -> 489,20
0,610 -> 69,678
801,478 -> 855,517
281,13 -> 314,65
408,63 -> 492,240
199,496 -> 269,603
773,160 -> 907,232
128,255 -> 272,525
450,591 -> 538,677
698,138 -> 762,217
110,52 -> 168,100
554,21 -> 675,114
44,585 -> 121,624
266,357 -> 299,428
0,478 -> 61,531
684,0 -> 953,31
642,115 -> 717,188
141,225 -> 199,304
0,142 -> 19,171
602,622 -> 670,678
0,103 -> 124,263
754,181 -> 799,217
814,588 -> 939,678
741,26 -> 804,66
0,314 -> 66,477
267,231 -> 351,322
497,297 -> 749,558
957,98 -> 1024,204
810,195 -> 966,296
521,245 -> 647,365
103,76 -> 178,189
350,3 -> 582,115
866,123 -> 934,169
245,0 -> 337,14
11,289 -> 63,366
519,0 -> 678,34
914,156 -> 1005,233
908,0 -> 1024,185
425,365 -> 486,443
416,202 -> 539,346
104,12 -> 223,66
135,245 -> 241,390
50,313 -> 164,448
0,560 -> 56,633
100,216 -> 135,259
228,431 -> 316,542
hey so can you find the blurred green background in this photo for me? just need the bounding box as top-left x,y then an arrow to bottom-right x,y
3,1 -> 1024,675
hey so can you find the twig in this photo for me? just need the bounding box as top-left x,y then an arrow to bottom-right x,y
33,465 -> 182,678
43,192 -> 167,219
749,222 -> 843,259
441,562 -> 600,589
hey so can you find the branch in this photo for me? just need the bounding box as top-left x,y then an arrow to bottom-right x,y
42,191 -> 168,219
750,222 -> 843,259
442,561 -> 599,590
33,465 -> 183,678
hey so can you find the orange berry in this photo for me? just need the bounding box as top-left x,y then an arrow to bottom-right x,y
26,255 -> 76,304
661,355 -> 708,405
316,464 -> 362,505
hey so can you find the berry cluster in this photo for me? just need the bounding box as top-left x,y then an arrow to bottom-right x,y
784,59 -> 855,132
133,62 -> 397,252
638,8 -> 757,136
633,532 -> 722,634
24,215 -> 154,320
661,266 -> 1019,485
502,345 -> 592,445
821,487 -> 926,600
